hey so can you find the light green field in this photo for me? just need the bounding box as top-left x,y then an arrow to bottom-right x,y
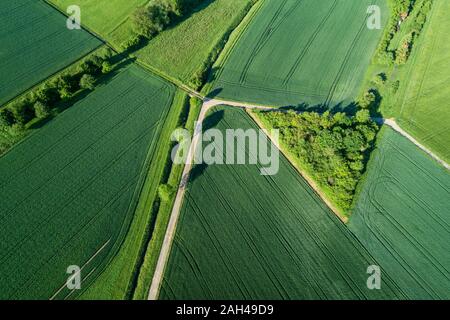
210,0 -> 388,108
159,106 -> 403,300
393,0 -> 450,163
136,0 -> 255,86
0,0 -> 101,105
349,127 -> 450,299
0,65 -> 175,299
49,0 -> 146,45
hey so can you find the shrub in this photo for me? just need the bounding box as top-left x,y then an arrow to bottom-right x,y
355,109 -> 371,123
0,109 -> 15,127
391,80 -> 400,93
373,73 -> 386,86
34,101 -> 51,119
98,47 -> 114,60
80,74 -> 96,90
9,100 -> 34,124
101,61 -> 112,74
158,184 -> 175,202
396,33 -> 414,65
358,91 -> 376,109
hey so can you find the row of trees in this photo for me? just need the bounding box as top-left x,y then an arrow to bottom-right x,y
257,109 -> 377,211
375,0 -> 432,66
0,48 -> 113,130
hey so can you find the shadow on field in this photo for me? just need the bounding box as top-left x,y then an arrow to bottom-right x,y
202,109 -> 224,131
206,87 -> 223,99
189,163 -> 209,184
279,100 -> 362,116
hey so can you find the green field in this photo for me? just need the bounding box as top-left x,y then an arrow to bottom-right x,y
0,65 -> 174,299
136,0 -> 255,87
0,0 -> 101,105
393,0 -> 450,163
349,127 -> 450,299
210,0 -> 387,108
50,0 -> 146,45
159,106 -> 403,299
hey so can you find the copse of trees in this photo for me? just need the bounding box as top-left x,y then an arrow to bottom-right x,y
0,109 -> 15,128
256,109 -> 379,211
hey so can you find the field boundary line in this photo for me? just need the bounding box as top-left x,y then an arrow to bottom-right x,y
147,101 -> 214,300
383,119 -> 449,171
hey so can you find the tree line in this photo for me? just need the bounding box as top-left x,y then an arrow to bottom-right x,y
0,47 -> 114,131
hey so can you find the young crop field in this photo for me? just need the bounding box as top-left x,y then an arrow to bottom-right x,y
209,0 -> 387,108
0,65 -> 175,299
159,106 -> 404,300
136,0 -> 255,88
348,127 -> 450,299
391,0 -> 450,163
49,0 -> 147,45
0,0 -> 101,105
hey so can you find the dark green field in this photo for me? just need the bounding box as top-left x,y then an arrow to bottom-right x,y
0,0 -> 101,105
0,65 -> 174,299
159,106 -> 403,300
349,127 -> 450,299
210,0 -> 387,108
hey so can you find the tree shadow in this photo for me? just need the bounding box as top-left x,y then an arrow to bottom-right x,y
368,88 -> 383,119
202,109 -> 224,131
188,162 -> 209,185
206,87 -> 223,99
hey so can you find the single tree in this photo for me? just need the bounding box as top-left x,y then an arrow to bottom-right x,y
80,74 -> 96,90
0,109 -> 15,127
34,101 -> 51,119
101,61 -> 112,74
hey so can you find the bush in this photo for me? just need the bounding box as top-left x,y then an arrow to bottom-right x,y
8,123 -> 26,136
373,73 -> 386,86
0,109 -> 15,127
355,109 -> 371,123
358,91 -> 376,109
158,184 -> 175,202
56,74 -> 78,99
189,65 -> 207,89
80,74 -> 96,90
98,47 -> 114,60
34,101 -> 51,119
101,61 -> 112,74
9,100 -> 34,124
395,33 -> 414,65
391,80 -> 400,93
122,34 -> 143,51
36,84 -> 59,104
